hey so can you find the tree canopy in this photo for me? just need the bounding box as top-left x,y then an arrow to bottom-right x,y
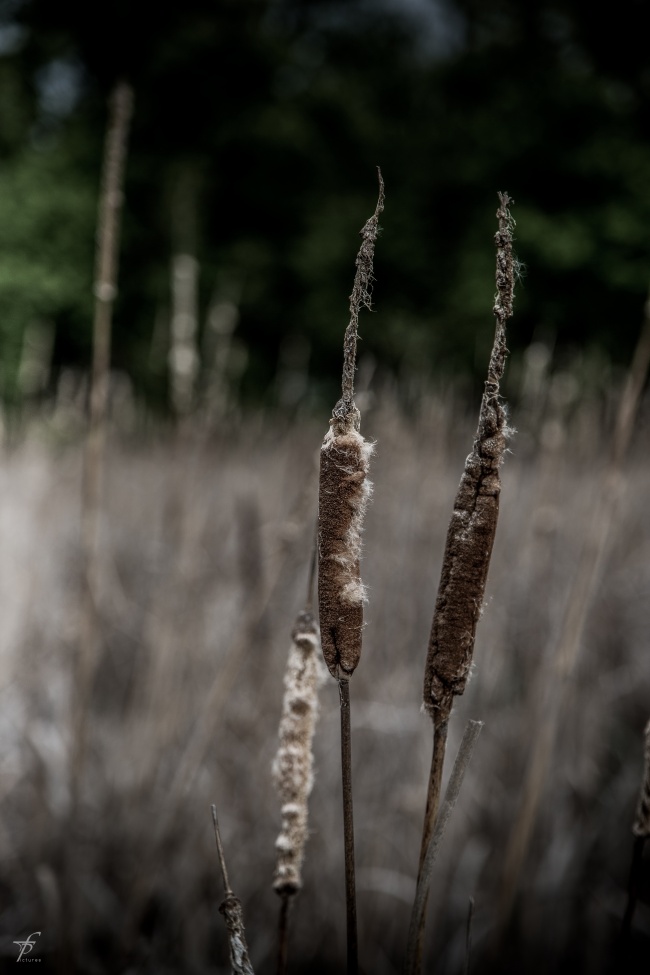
0,0 -> 648,410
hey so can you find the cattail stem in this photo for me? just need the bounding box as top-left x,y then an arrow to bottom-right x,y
339,678 -> 358,975
622,718 -> 650,938
75,80 -> 133,797
412,710 -> 449,971
211,803 -> 232,895
405,721 -> 484,975
418,710 -> 450,875
621,835 -> 646,939
276,893 -> 291,975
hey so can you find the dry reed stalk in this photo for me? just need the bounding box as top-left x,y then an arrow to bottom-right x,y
496,293 -> 650,936
74,81 -> 133,781
412,193 -> 515,970
272,564 -> 325,974
621,719 -> 650,937
405,721 -> 484,975
211,804 -> 255,975
318,169 -> 384,974
64,85 -> 132,965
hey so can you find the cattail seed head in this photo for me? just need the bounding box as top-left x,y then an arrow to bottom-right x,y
317,171 -> 383,680
633,719 -> 650,837
318,417 -> 374,678
272,610 -> 326,894
424,192 -> 515,718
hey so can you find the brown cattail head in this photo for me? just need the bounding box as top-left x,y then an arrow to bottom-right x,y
318,172 -> 383,680
423,192 -> 515,718
633,719 -> 650,837
272,610 -> 326,893
318,416 -> 374,678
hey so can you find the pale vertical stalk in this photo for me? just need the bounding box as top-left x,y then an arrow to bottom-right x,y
170,252 -> 200,415
412,193 -> 515,971
169,167 -> 201,417
317,169 -> 384,974
74,79 -> 133,801
496,293 -> 650,936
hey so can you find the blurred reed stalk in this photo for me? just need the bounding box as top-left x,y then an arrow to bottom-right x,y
496,290 -> 650,937
123,464 -> 319,951
211,804 -> 255,975
272,543 -> 324,975
413,192 -> 515,970
169,166 -> 202,418
318,169 -> 384,974
74,79 -> 133,804
622,719 -> 650,938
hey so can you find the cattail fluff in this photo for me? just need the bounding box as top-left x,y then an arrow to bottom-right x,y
633,719 -> 650,837
272,610 -> 326,893
318,171 -> 384,680
424,192 -> 515,717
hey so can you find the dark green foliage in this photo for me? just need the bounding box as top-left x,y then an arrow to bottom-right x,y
0,0 -> 649,410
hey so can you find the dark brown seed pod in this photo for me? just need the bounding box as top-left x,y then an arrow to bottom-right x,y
317,171 -> 383,681
424,192 -> 515,717
318,414 -> 374,679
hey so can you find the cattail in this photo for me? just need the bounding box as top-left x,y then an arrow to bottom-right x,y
211,804 -> 255,975
318,422 -> 374,678
317,170 -> 384,974
272,609 -> 326,893
318,171 -> 384,680
633,719 -> 650,837
424,191 -> 515,717
410,193 -> 515,974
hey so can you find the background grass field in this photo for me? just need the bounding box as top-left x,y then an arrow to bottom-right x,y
1,365 -> 649,972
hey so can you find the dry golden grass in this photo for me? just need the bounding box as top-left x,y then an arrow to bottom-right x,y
1,371 -> 649,973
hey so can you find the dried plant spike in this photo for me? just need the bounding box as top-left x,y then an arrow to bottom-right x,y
318,427 -> 374,678
633,719 -> 650,837
218,896 -> 255,975
272,609 -> 325,894
318,170 -> 383,679
340,166 -> 385,417
211,804 -> 255,975
211,804 -> 232,894
423,192 -> 515,717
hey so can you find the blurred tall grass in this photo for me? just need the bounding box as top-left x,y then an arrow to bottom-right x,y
0,351 -> 649,973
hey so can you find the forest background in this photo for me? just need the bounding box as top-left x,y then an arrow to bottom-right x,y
0,0 -> 649,414
1,3 -> 650,972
